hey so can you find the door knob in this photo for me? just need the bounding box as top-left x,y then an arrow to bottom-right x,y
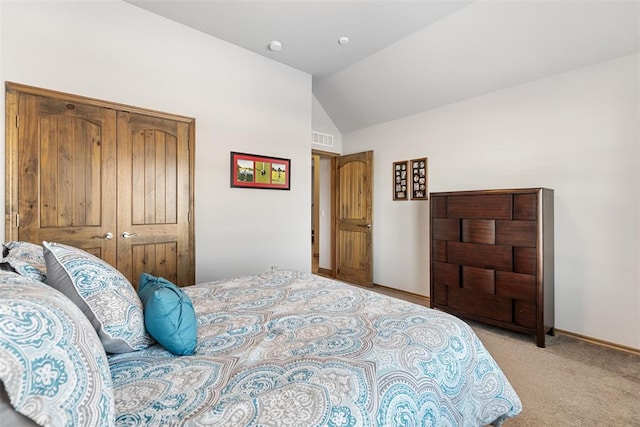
92,232 -> 113,240
121,232 -> 140,239
358,224 -> 372,228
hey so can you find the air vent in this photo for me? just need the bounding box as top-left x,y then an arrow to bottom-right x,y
311,131 -> 334,147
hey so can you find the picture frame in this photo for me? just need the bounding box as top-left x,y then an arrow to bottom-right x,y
393,160 -> 409,200
230,151 -> 291,190
410,157 -> 428,200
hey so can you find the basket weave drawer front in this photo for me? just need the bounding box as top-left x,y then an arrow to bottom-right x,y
448,194 -> 512,219
496,271 -> 536,301
448,287 -> 513,323
462,220 -> 495,244
462,266 -> 495,294
447,241 -> 513,271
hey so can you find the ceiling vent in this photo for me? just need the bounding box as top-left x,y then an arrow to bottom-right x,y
311,131 -> 334,147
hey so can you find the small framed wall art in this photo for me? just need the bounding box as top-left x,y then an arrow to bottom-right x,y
230,152 -> 291,190
410,157 -> 428,200
393,160 -> 409,200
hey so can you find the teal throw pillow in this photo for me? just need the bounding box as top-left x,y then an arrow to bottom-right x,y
138,273 -> 197,355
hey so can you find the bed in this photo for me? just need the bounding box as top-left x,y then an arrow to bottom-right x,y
0,241 -> 522,426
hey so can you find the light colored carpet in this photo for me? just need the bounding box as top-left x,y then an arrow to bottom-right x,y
469,321 -> 640,426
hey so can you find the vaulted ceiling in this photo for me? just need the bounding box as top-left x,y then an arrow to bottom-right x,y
128,1 -> 639,134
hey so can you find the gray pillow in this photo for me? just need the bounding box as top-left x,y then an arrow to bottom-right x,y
1,381 -> 45,427
43,241 -> 152,353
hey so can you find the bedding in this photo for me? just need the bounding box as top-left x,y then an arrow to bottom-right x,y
0,241 -> 47,282
0,271 -> 115,426
108,270 -> 522,426
1,247 -> 522,426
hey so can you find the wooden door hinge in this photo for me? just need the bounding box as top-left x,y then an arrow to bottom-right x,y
16,115 -> 20,128
15,214 -> 19,228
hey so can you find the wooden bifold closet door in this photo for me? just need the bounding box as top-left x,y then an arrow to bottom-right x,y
5,83 -> 195,288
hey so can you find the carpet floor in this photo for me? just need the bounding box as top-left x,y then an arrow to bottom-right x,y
469,321 -> 640,426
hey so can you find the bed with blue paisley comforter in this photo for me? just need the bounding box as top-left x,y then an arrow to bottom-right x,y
0,241 -> 521,426
109,270 -> 522,426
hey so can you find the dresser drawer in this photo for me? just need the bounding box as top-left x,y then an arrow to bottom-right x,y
448,241 -> 512,271
496,271 -> 536,301
448,194 -> 512,219
448,287 -> 512,323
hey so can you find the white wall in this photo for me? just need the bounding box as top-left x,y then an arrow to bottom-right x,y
344,54 -> 640,349
0,0 -> 312,281
312,95 -> 342,154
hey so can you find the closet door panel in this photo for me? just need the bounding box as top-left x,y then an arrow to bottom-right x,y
131,242 -> 178,285
16,93 -> 117,263
117,111 -> 192,288
130,129 -> 179,225
39,116 -> 103,228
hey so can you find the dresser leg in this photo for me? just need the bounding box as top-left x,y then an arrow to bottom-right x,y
536,331 -> 546,348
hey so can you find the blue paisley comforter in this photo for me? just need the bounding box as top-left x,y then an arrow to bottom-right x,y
108,270 -> 522,426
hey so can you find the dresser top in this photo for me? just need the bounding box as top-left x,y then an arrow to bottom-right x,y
430,188 -> 553,197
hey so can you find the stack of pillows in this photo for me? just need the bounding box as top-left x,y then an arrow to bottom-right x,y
0,241 -> 198,426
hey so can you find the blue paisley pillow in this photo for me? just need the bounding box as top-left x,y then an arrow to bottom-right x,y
0,276 -> 115,426
1,241 -> 47,282
43,242 -> 152,354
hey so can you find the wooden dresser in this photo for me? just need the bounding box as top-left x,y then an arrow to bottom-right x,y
430,188 -> 554,347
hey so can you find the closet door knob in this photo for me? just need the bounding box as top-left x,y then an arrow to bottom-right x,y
92,232 -> 113,240
121,232 -> 140,239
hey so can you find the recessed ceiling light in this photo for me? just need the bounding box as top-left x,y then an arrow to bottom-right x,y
338,37 -> 350,46
268,40 -> 282,52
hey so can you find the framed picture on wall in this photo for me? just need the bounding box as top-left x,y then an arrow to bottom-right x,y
410,157 -> 428,200
393,160 -> 409,200
230,152 -> 291,190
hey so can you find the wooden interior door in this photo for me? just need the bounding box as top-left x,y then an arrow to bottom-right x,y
12,92 -> 118,262
116,111 -> 193,288
334,151 -> 373,286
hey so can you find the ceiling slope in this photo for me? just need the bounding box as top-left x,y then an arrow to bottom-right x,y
315,0 -> 640,133
126,0 -> 473,78
127,0 -> 640,134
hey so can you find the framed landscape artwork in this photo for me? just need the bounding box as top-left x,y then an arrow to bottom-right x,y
230,152 -> 291,190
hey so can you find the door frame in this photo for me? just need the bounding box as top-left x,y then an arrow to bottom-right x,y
333,150 -> 374,286
311,149 -> 338,277
311,149 -> 373,284
312,153 -> 320,272
5,82 -> 196,283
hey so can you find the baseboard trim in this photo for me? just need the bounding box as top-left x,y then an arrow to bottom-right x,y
554,328 -> 640,356
316,267 -> 333,278
373,283 -> 430,306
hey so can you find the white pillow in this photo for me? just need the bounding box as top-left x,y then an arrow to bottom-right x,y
43,241 -> 152,353
0,275 -> 115,426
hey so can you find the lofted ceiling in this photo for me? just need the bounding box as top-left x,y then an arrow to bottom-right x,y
128,0 -> 639,134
